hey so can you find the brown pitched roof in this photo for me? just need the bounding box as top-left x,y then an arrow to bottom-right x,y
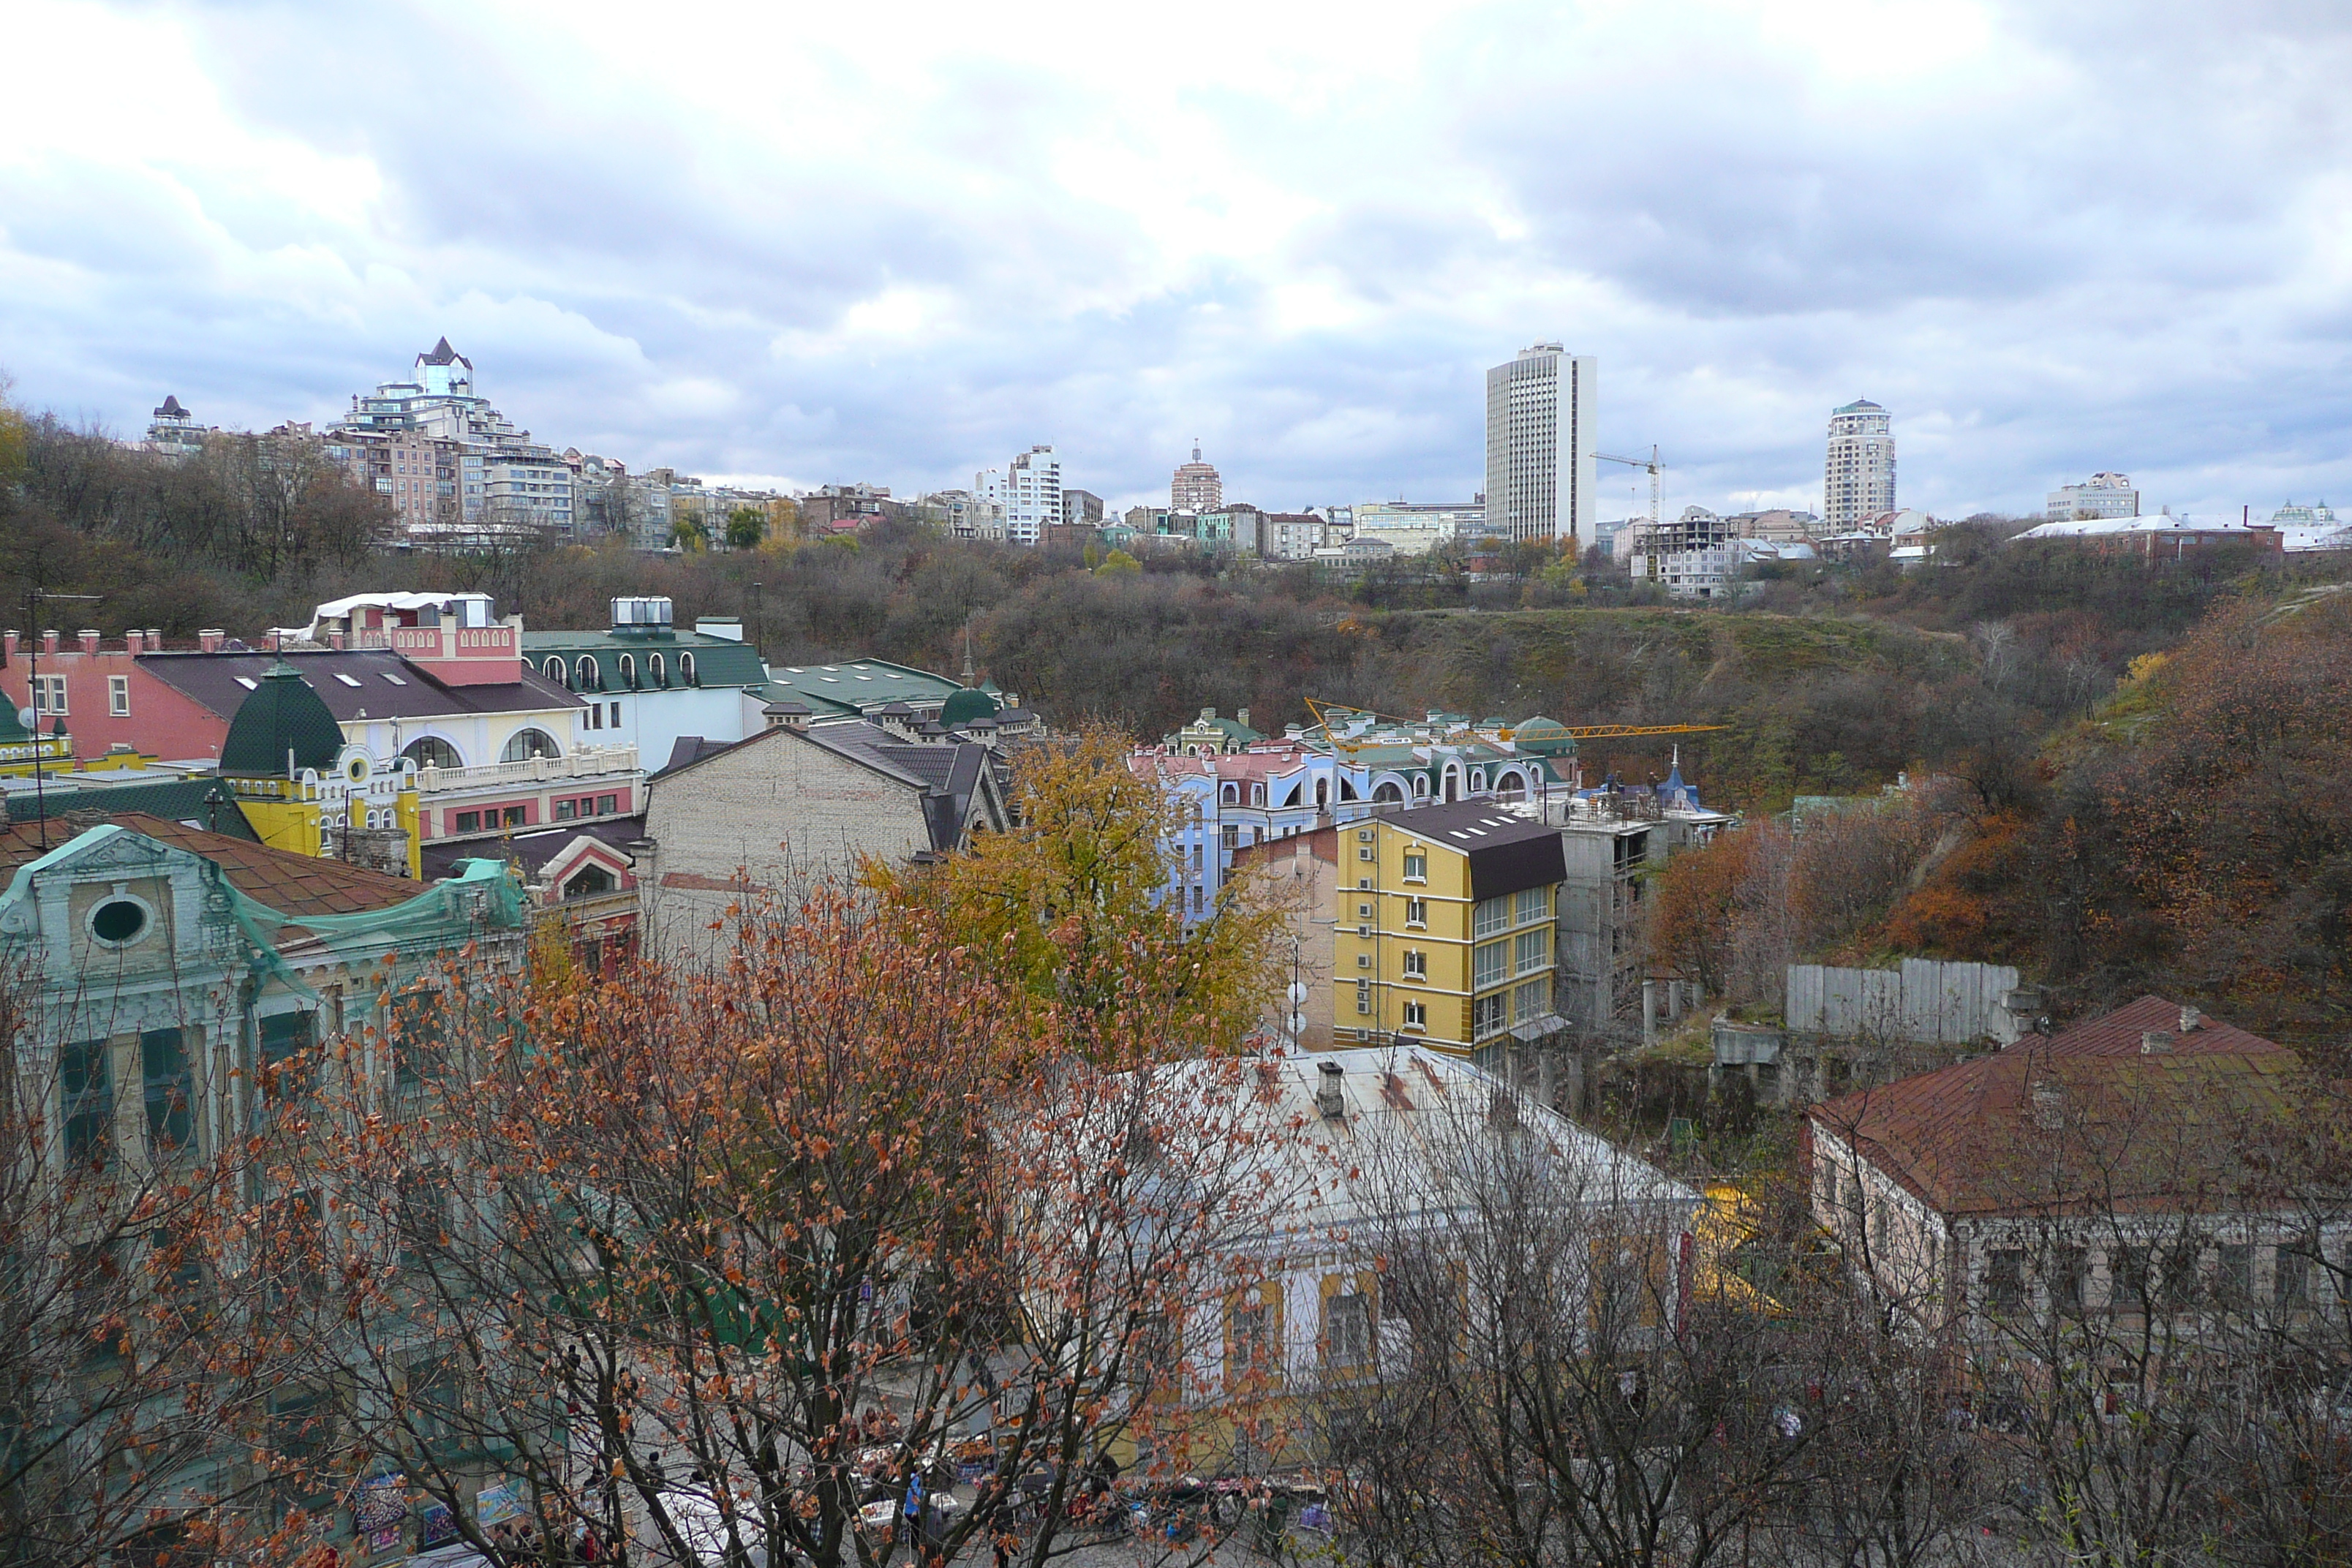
1810,998 -> 2311,1218
0,813 -> 423,918
2040,993 -> 2285,1058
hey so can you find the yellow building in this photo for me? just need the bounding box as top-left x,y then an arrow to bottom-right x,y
219,660 -> 423,878
1245,801 -> 1567,1055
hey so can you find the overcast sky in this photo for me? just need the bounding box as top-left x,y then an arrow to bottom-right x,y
5,0 -> 2351,522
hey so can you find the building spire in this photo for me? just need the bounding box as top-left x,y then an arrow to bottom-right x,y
1192,438 -> 1202,462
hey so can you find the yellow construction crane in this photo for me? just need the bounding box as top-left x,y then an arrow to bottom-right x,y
1597,445 -> 1662,531
1301,697 -> 1722,746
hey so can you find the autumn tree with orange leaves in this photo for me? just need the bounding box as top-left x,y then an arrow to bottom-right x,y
241,884 -> 1295,1568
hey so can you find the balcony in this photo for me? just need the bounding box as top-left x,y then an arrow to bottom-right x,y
416,745 -> 639,794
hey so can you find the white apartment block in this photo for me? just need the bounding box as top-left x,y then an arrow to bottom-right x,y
2048,472 -> 2138,521
485,447 -> 576,537
984,445 -> 1060,546
1484,344 -> 1596,549
1823,399 -> 1896,529
1354,500 -> 1486,543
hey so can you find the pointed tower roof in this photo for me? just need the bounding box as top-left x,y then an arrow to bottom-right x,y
220,660 -> 344,777
419,336 -> 470,368
154,394 -> 187,418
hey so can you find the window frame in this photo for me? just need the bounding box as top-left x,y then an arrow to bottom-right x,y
60,1039 -> 113,1168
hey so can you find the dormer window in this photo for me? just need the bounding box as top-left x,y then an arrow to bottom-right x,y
574,657 -> 596,690
649,653 -> 666,687
543,657 -> 567,686
679,651 -> 696,685
617,654 -> 636,687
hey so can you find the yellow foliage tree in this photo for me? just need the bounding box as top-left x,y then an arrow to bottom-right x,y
869,725 -> 1283,1061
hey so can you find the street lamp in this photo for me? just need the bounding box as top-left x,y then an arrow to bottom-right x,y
20,591 -> 102,850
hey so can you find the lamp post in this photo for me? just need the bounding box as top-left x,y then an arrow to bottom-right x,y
20,590 -> 102,851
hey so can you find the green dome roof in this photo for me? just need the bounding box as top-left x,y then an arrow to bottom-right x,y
0,701 -> 29,745
938,687 -> 1001,727
1509,715 -> 1577,756
221,660 -> 344,777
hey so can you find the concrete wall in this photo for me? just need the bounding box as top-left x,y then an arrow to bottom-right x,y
1787,958 -> 2022,1047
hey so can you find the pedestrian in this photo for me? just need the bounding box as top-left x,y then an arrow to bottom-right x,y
901,1471 -> 925,1548
993,1524 -> 1017,1568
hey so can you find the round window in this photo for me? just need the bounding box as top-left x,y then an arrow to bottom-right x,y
91,898 -> 148,946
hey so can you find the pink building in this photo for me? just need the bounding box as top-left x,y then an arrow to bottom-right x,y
0,629 -> 226,762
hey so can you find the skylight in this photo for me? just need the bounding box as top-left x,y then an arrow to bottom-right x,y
382,673 -> 407,685
335,673 -> 363,687
235,676 -> 257,690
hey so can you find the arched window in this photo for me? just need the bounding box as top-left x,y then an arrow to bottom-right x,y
649,652 -> 666,686
617,654 -> 636,687
1412,774 -> 1430,798
1374,780 -> 1405,804
501,728 -> 562,764
575,657 -> 598,690
402,735 -> 461,771
1221,783 -> 1239,804
1469,769 -> 1485,794
1495,769 -> 1528,802
679,651 -> 697,685
565,864 -> 617,900
1315,777 -> 1329,808
1251,783 -> 1264,804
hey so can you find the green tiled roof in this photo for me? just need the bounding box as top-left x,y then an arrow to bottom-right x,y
756,658 -> 993,719
521,629 -> 769,693
221,660 -> 344,776
5,776 -> 257,839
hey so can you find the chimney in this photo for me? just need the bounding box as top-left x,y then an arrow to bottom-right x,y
42,630 -> 59,655
2030,1079 -> 2065,1131
2179,1005 -> 2203,1033
1200,706 -> 1216,724
1315,1060 -> 1346,1119
146,629 -> 161,654
78,629 -> 100,656
1,631 -> 15,660
328,630 -> 346,651
123,630 -> 142,655
2141,1030 -> 2175,1055
198,629 -> 225,654
1237,707 -> 1251,731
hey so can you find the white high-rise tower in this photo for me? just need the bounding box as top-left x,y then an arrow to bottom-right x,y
1484,344 -> 1595,548
1823,399 -> 1896,528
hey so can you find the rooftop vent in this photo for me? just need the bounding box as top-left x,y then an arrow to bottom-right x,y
2179,1005 -> 2204,1033
611,596 -> 674,630
1315,1060 -> 1346,1119
2141,1030 -> 2175,1055
2030,1079 -> 2065,1131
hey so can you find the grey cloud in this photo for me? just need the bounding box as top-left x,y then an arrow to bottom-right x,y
4,0 -> 2350,524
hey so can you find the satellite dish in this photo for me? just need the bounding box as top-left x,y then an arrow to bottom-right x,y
1287,981 -> 1310,1007
1287,1013 -> 1307,1036
15,708 -> 31,731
